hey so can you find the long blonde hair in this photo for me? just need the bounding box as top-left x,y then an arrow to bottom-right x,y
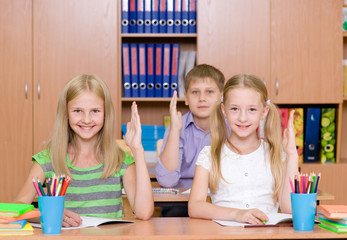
46,74 -> 124,179
210,74 -> 283,203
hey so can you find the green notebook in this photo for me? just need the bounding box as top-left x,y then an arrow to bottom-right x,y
319,218 -> 347,233
0,203 -> 34,217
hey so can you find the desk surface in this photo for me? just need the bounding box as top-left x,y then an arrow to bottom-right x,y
152,188 -> 335,202
2,217 -> 347,240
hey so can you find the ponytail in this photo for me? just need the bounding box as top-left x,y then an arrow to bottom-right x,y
264,102 -> 283,203
209,101 -> 228,193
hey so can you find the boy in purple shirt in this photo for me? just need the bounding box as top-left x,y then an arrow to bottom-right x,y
155,64 -> 225,216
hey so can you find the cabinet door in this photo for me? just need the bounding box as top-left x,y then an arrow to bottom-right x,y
271,0 -> 342,104
0,0 -> 32,202
33,0 -> 119,153
197,0 -> 270,82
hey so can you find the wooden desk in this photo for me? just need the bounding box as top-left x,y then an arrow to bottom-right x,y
2,217 -> 347,239
150,188 -> 334,205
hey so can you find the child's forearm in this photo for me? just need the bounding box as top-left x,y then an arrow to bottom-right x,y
160,128 -> 181,171
279,153 -> 299,213
132,148 -> 154,220
188,200 -> 240,221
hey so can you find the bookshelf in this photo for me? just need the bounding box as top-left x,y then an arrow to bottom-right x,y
118,1 -> 195,131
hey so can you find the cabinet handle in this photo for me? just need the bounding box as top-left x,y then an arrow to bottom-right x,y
276,77 -> 279,96
25,80 -> 28,99
38,81 -> 41,100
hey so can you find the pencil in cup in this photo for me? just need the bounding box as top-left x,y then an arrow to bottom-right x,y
32,175 -> 71,197
289,172 -> 321,194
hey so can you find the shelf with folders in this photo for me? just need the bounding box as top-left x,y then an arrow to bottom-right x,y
122,97 -> 185,102
121,41 -> 196,99
122,33 -> 197,38
121,0 -> 197,34
275,104 -> 341,165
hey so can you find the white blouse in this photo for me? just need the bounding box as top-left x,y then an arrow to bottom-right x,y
196,140 -> 280,215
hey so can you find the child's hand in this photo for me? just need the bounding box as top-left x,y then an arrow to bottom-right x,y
234,208 -> 269,225
62,209 -> 82,227
125,102 -> 143,151
282,110 -> 298,156
170,91 -> 182,131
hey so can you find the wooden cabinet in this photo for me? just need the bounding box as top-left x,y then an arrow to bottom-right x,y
270,0 -> 342,104
197,0 -> 342,104
0,0 -> 119,202
33,0 -> 119,152
197,0 -> 270,82
0,0 -> 33,203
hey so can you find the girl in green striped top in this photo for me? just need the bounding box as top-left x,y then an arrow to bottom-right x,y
14,74 -> 154,226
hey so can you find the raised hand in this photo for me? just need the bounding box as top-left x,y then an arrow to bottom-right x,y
282,109 -> 298,156
170,91 -> 182,131
125,102 -> 142,151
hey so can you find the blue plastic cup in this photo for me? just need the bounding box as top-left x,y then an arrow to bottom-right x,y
290,193 -> 317,231
38,196 -> 65,235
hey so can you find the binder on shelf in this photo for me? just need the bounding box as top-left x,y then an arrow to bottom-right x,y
289,108 -> 304,164
174,0 -> 181,33
130,43 -> 139,97
137,0 -> 145,33
147,44 -> 155,97
144,0 -> 152,33
121,0 -> 129,33
278,108 -> 289,136
154,44 -> 163,97
167,0 -> 174,33
129,0 -> 137,33
170,44 -> 180,96
159,0 -> 167,33
188,0 -> 196,33
320,108 -> 336,163
178,51 -> 188,97
122,43 -> 131,97
138,43 -> 147,97
304,108 -> 321,163
181,0 -> 189,33
185,50 -> 196,76
152,0 -> 159,33
162,44 -> 171,97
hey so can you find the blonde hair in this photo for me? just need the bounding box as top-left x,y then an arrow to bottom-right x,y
46,74 -> 124,179
184,64 -> 225,92
210,74 -> 283,203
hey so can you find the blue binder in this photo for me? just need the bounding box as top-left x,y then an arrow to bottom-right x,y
304,108 -> 321,162
144,0 -> 151,33
138,43 -> 147,97
181,0 -> 189,33
147,44 -> 155,97
129,0 -> 137,33
159,0 -> 167,33
130,43 -> 139,97
122,43 -> 131,97
174,0 -> 181,33
137,0 -> 144,33
152,0 -> 159,33
167,0 -> 174,33
162,44 -> 171,97
170,44 -> 180,97
121,0 -> 129,33
154,44 -> 163,97
188,0 -> 196,33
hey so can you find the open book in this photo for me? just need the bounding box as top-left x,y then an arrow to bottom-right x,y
31,216 -> 134,229
214,213 -> 292,227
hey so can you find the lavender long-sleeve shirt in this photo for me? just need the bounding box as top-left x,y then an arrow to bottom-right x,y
155,111 -> 211,188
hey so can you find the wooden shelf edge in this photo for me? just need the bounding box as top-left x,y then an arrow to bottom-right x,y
121,33 -> 197,38
344,31 -> 347,37
122,97 -> 185,102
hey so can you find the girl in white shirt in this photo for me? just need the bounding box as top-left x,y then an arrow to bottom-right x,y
188,74 -> 298,225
